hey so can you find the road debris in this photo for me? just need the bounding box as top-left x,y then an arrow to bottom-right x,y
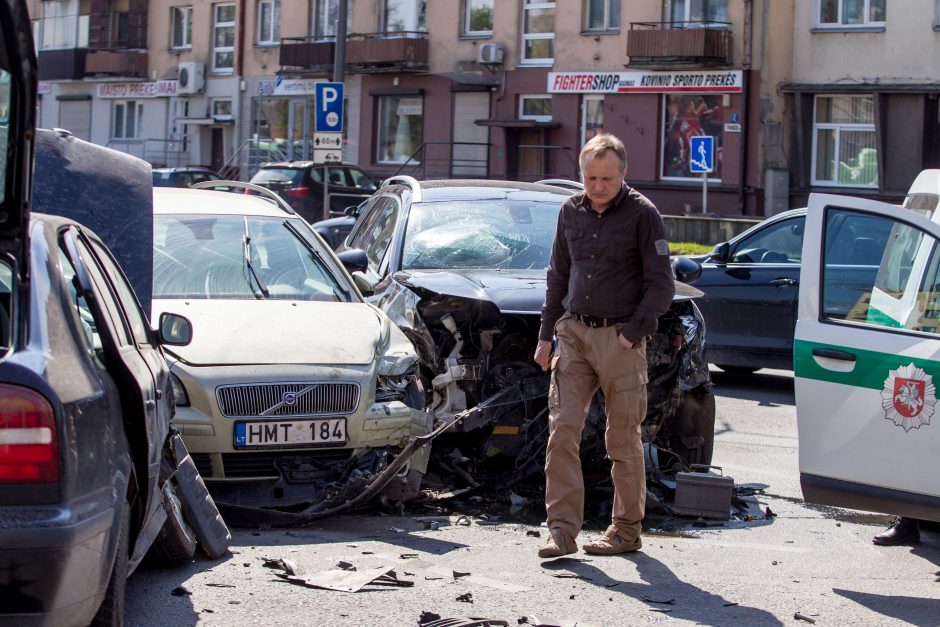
793,612 -> 817,624
275,566 -> 413,592
456,592 -> 474,603
421,618 -> 509,627
526,530 -> 541,538
641,596 -> 676,605
170,586 -> 191,597
262,557 -> 302,576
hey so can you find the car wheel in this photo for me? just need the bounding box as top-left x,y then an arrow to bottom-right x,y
144,480 -> 198,568
669,387 -> 716,468
90,499 -> 130,627
716,364 -> 760,375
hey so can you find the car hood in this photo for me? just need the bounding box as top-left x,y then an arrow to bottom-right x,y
152,300 -> 385,366
394,268 -> 701,312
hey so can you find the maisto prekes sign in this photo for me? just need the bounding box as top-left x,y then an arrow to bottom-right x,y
548,70 -> 743,94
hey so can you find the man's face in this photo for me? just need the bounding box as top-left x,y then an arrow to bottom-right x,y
582,151 -> 626,210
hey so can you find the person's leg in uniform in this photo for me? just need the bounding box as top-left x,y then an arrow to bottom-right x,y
541,316 -> 599,558
583,328 -> 647,555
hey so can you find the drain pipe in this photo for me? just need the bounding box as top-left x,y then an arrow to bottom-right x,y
738,0 -> 753,215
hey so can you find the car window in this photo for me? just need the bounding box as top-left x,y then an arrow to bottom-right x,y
250,168 -> 304,185
731,217 -> 804,264
402,199 -> 560,270
70,237 -> 135,348
57,246 -> 104,357
822,208 -> 940,337
88,238 -> 151,346
348,197 -> 399,274
154,214 -> 346,301
0,261 -> 11,350
190,172 -> 219,186
347,168 -> 378,191
327,167 -> 348,186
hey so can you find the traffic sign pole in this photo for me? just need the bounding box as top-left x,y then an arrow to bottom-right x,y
702,172 -> 708,214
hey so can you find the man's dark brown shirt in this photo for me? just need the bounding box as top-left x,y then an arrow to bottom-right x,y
538,184 -> 675,343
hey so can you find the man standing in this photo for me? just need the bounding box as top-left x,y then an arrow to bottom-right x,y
534,133 -> 675,557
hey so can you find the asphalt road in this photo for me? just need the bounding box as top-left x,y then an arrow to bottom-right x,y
126,368 -> 940,626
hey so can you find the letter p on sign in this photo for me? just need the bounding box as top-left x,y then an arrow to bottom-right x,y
315,82 -> 344,132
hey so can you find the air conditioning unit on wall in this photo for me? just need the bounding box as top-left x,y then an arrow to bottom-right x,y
478,43 -> 504,65
177,61 -> 205,95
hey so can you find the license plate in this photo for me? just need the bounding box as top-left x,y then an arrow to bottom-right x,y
234,418 -> 347,449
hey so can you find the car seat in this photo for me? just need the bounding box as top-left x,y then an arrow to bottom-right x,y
759,250 -> 789,264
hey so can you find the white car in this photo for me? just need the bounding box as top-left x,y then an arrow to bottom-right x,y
796,169 -> 940,522
151,184 -> 431,510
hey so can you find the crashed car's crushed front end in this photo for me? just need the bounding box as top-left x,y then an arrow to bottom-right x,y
377,269 -> 715,490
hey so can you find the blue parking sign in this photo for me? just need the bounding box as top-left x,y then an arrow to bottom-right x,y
315,82 -> 344,132
689,136 -> 714,173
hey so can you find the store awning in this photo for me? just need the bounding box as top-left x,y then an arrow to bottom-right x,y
474,119 -> 561,129
177,117 -> 213,125
429,72 -> 500,92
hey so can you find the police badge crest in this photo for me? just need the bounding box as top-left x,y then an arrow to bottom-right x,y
881,363 -> 937,432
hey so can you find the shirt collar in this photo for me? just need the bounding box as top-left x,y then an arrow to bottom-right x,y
577,182 -> 630,214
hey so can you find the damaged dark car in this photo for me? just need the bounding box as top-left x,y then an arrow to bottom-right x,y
336,178 -> 715,498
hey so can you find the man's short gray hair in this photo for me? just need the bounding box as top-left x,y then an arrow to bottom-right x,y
579,133 -> 628,171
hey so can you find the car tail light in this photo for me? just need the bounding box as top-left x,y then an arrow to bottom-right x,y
281,187 -> 307,199
0,384 -> 59,483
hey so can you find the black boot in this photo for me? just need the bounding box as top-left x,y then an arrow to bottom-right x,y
873,517 -> 920,546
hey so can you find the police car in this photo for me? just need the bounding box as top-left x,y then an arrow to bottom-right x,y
796,170 -> 940,522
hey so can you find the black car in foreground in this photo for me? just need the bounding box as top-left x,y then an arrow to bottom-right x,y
336,177 -> 715,492
0,14 -> 228,624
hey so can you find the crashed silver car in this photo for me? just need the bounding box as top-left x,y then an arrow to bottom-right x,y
336,178 -> 715,493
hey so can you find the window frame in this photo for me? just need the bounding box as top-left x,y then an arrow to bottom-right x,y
382,0 -> 427,33
519,94 -> 552,123
584,0 -> 619,33
37,0 -> 89,51
112,100 -> 143,140
376,94 -> 424,165
256,0 -> 280,45
816,0 -> 886,28
462,0 -> 493,37
171,5 -> 193,50
313,0 -> 352,41
520,0 -> 555,66
212,2 -> 236,74
811,94 -> 878,189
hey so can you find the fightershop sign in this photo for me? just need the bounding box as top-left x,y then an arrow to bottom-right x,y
548,70 -> 743,94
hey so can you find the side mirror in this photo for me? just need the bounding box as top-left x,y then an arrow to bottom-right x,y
344,205 -> 360,218
158,312 -> 193,346
336,248 -> 368,274
672,256 -> 703,285
711,242 -> 731,264
351,271 -> 377,295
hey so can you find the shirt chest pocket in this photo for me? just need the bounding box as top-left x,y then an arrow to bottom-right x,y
565,228 -> 591,261
600,232 -> 637,262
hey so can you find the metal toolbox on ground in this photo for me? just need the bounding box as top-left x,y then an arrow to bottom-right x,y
672,466 -> 734,520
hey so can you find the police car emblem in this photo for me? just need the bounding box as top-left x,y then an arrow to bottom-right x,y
881,363 -> 936,432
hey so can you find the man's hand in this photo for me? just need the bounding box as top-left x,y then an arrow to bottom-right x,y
617,333 -> 635,350
534,339 -> 553,371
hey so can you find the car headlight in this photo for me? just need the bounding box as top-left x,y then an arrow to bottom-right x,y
376,372 -> 414,403
169,372 -> 190,407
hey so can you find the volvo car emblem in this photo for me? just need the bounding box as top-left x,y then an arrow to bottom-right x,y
282,391 -> 298,406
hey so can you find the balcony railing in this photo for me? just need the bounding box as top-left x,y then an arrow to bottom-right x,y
85,49 -> 148,77
347,32 -> 428,72
279,37 -> 335,69
627,21 -> 732,67
37,48 -> 89,81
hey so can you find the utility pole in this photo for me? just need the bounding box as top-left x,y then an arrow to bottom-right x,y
333,0 -> 347,83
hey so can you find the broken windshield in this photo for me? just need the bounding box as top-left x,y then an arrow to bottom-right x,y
402,199 -> 561,270
154,215 -> 345,301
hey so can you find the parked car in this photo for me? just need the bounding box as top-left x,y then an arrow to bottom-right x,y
312,203 -> 363,250
0,13 -> 226,624
691,207 -> 895,374
336,177 -> 715,488
248,161 -> 380,224
153,166 -> 221,188
150,181 -> 432,511
796,169 -> 940,523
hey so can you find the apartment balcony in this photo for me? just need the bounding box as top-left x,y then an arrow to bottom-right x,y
346,32 -> 428,73
85,49 -> 148,77
279,38 -> 335,71
627,22 -> 732,67
37,48 -> 89,81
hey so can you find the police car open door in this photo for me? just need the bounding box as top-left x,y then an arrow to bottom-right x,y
796,174 -> 940,523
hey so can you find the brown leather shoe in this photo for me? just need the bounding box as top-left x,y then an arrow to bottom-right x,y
537,529 -> 578,558
873,516 -> 920,546
583,529 -> 642,555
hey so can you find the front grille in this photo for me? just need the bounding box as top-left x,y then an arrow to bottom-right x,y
216,382 -> 359,418
191,452 -> 213,478
220,450 -> 353,478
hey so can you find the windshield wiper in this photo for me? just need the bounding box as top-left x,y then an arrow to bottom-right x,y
243,216 -> 269,297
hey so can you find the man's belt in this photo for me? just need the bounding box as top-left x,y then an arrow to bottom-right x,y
571,313 -> 630,328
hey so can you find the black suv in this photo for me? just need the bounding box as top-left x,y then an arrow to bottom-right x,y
152,166 -> 221,188
249,162 -> 379,223
335,177 -> 716,486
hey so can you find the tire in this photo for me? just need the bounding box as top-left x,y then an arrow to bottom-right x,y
144,481 -> 198,568
716,364 -> 760,375
669,388 -> 716,468
90,499 -> 130,627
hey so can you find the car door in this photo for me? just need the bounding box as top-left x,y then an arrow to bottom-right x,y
694,214 -> 804,369
795,192 -> 940,522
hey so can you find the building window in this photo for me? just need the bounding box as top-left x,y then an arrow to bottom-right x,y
585,0 -> 619,31
812,95 -> 878,187
463,0 -> 493,36
38,0 -> 89,50
377,95 -> 423,164
212,98 -> 233,120
383,0 -> 427,33
582,95 -> 604,146
519,95 -> 552,122
212,3 -> 236,73
662,94 -> 724,180
257,0 -> 280,45
668,0 -> 728,24
314,0 -> 351,40
818,0 -> 885,26
171,6 -> 192,49
522,1 -> 554,64
113,101 -> 143,139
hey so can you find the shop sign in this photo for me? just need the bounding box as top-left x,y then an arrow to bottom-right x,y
257,77 -> 323,97
548,70 -> 743,94
96,80 -> 178,99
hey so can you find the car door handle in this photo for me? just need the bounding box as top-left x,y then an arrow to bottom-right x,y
812,348 -> 856,362
769,278 -> 798,287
